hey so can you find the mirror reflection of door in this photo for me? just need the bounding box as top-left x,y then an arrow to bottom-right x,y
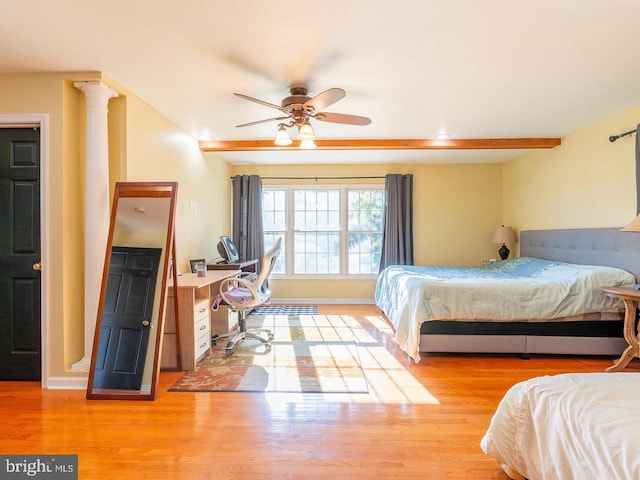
87,182 -> 177,400
93,246 -> 161,390
0,127 -> 41,380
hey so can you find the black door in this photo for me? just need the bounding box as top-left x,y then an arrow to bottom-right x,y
92,246 -> 162,390
0,127 -> 41,380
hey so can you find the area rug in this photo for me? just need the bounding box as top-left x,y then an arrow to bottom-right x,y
169,314 -> 368,393
249,305 -> 318,315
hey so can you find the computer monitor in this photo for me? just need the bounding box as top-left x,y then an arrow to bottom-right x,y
217,236 -> 239,263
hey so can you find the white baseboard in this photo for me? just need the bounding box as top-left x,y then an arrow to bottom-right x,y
271,298 -> 375,305
45,376 -> 152,392
46,376 -> 88,390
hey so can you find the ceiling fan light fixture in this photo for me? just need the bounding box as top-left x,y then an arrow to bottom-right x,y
297,121 -> 315,141
235,85 -> 371,150
299,137 -> 317,149
274,124 -> 292,146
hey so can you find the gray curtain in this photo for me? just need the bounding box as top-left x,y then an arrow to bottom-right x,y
636,124 -> 640,214
232,175 -> 264,269
379,174 -> 414,271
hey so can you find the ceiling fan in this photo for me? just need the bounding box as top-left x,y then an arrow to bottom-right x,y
233,84 -> 371,148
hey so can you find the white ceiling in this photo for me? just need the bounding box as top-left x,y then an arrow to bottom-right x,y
1,0 -> 640,165
116,197 -> 170,232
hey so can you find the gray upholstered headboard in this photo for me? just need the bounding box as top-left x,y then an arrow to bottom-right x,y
520,227 -> 640,282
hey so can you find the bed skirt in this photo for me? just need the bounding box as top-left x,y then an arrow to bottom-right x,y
419,317 -> 626,356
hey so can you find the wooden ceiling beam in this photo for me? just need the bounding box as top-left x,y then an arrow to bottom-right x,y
199,137 -> 561,152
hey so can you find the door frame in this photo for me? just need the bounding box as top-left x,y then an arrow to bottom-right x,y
0,114 -> 49,387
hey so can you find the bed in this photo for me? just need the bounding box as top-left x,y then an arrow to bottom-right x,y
480,372 -> 640,479
374,227 -> 640,362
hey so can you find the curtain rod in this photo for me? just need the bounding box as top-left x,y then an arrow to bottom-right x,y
230,175 -> 388,180
609,128 -> 637,142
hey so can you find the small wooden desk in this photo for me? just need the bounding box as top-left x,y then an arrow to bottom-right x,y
162,270 -> 240,371
600,286 -> 640,372
207,258 -> 258,272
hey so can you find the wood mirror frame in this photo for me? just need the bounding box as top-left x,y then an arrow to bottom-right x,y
86,181 -> 179,400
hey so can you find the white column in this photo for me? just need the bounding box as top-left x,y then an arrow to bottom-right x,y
71,81 -> 118,371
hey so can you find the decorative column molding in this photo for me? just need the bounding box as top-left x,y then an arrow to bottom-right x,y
71,81 -> 118,371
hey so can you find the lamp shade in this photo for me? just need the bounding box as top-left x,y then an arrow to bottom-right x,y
297,121 -> 315,141
491,225 -> 516,245
621,214 -> 640,232
299,138 -> 317,149
274,124 -> 292,146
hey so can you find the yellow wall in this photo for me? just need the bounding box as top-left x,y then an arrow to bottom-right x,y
2,69 -> 638,383
0,72 -> 232,382
503,103 -> 640,248
61,79 -> 91,368
230,162 -> 503,301
110,83 -> 232,272
0,72 -> 99,381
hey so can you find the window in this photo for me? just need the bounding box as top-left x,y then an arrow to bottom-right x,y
262,189 -> 286,274
262,185 -> 384,277
348,189 -> 385,274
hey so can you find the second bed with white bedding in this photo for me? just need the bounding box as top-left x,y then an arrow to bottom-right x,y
481,372 -> 640,479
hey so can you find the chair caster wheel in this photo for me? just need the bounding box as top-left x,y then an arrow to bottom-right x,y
226,348 -> 234,356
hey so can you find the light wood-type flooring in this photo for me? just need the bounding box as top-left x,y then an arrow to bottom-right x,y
1,304 -> 638,479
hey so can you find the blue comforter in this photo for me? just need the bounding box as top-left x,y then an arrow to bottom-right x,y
374,257 -> 635,362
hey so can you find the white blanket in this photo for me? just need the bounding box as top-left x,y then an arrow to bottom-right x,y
374,257 -> 635,362
481,372 -> 640,480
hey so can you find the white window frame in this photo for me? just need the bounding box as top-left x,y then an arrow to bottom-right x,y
263,184 -> 384,280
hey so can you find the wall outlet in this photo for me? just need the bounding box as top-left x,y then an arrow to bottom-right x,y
189,202 -> 197,214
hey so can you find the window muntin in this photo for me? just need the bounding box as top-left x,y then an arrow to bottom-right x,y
262,189 -> 286,274
347,189 -> 384,274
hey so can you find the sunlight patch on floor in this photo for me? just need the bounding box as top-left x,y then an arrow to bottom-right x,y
357,345 -> 439,404
263,314 -> 440,407
364,314 -> 395,332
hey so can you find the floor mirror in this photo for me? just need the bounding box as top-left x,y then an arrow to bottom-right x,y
86,181 -> 179,400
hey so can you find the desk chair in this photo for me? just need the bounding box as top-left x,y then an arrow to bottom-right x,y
212,238 -> 282,355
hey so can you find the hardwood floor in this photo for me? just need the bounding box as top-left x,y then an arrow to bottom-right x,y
1,304 -> 638,479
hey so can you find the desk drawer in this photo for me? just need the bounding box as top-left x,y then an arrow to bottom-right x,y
195,335 -> 211,361
194,315 -> 210,338
193,311 -> 211,361
194,299 -> 210,322
195,330 -> 210,361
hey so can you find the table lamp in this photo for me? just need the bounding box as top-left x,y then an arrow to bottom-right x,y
621,213 -> 640,232
491,225 -> 516,260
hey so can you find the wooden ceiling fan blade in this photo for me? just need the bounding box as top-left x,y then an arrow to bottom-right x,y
303,88 -> 346,112
236,116 -> 291,128
234,92 -> 287,112
314,112 -> 371,126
